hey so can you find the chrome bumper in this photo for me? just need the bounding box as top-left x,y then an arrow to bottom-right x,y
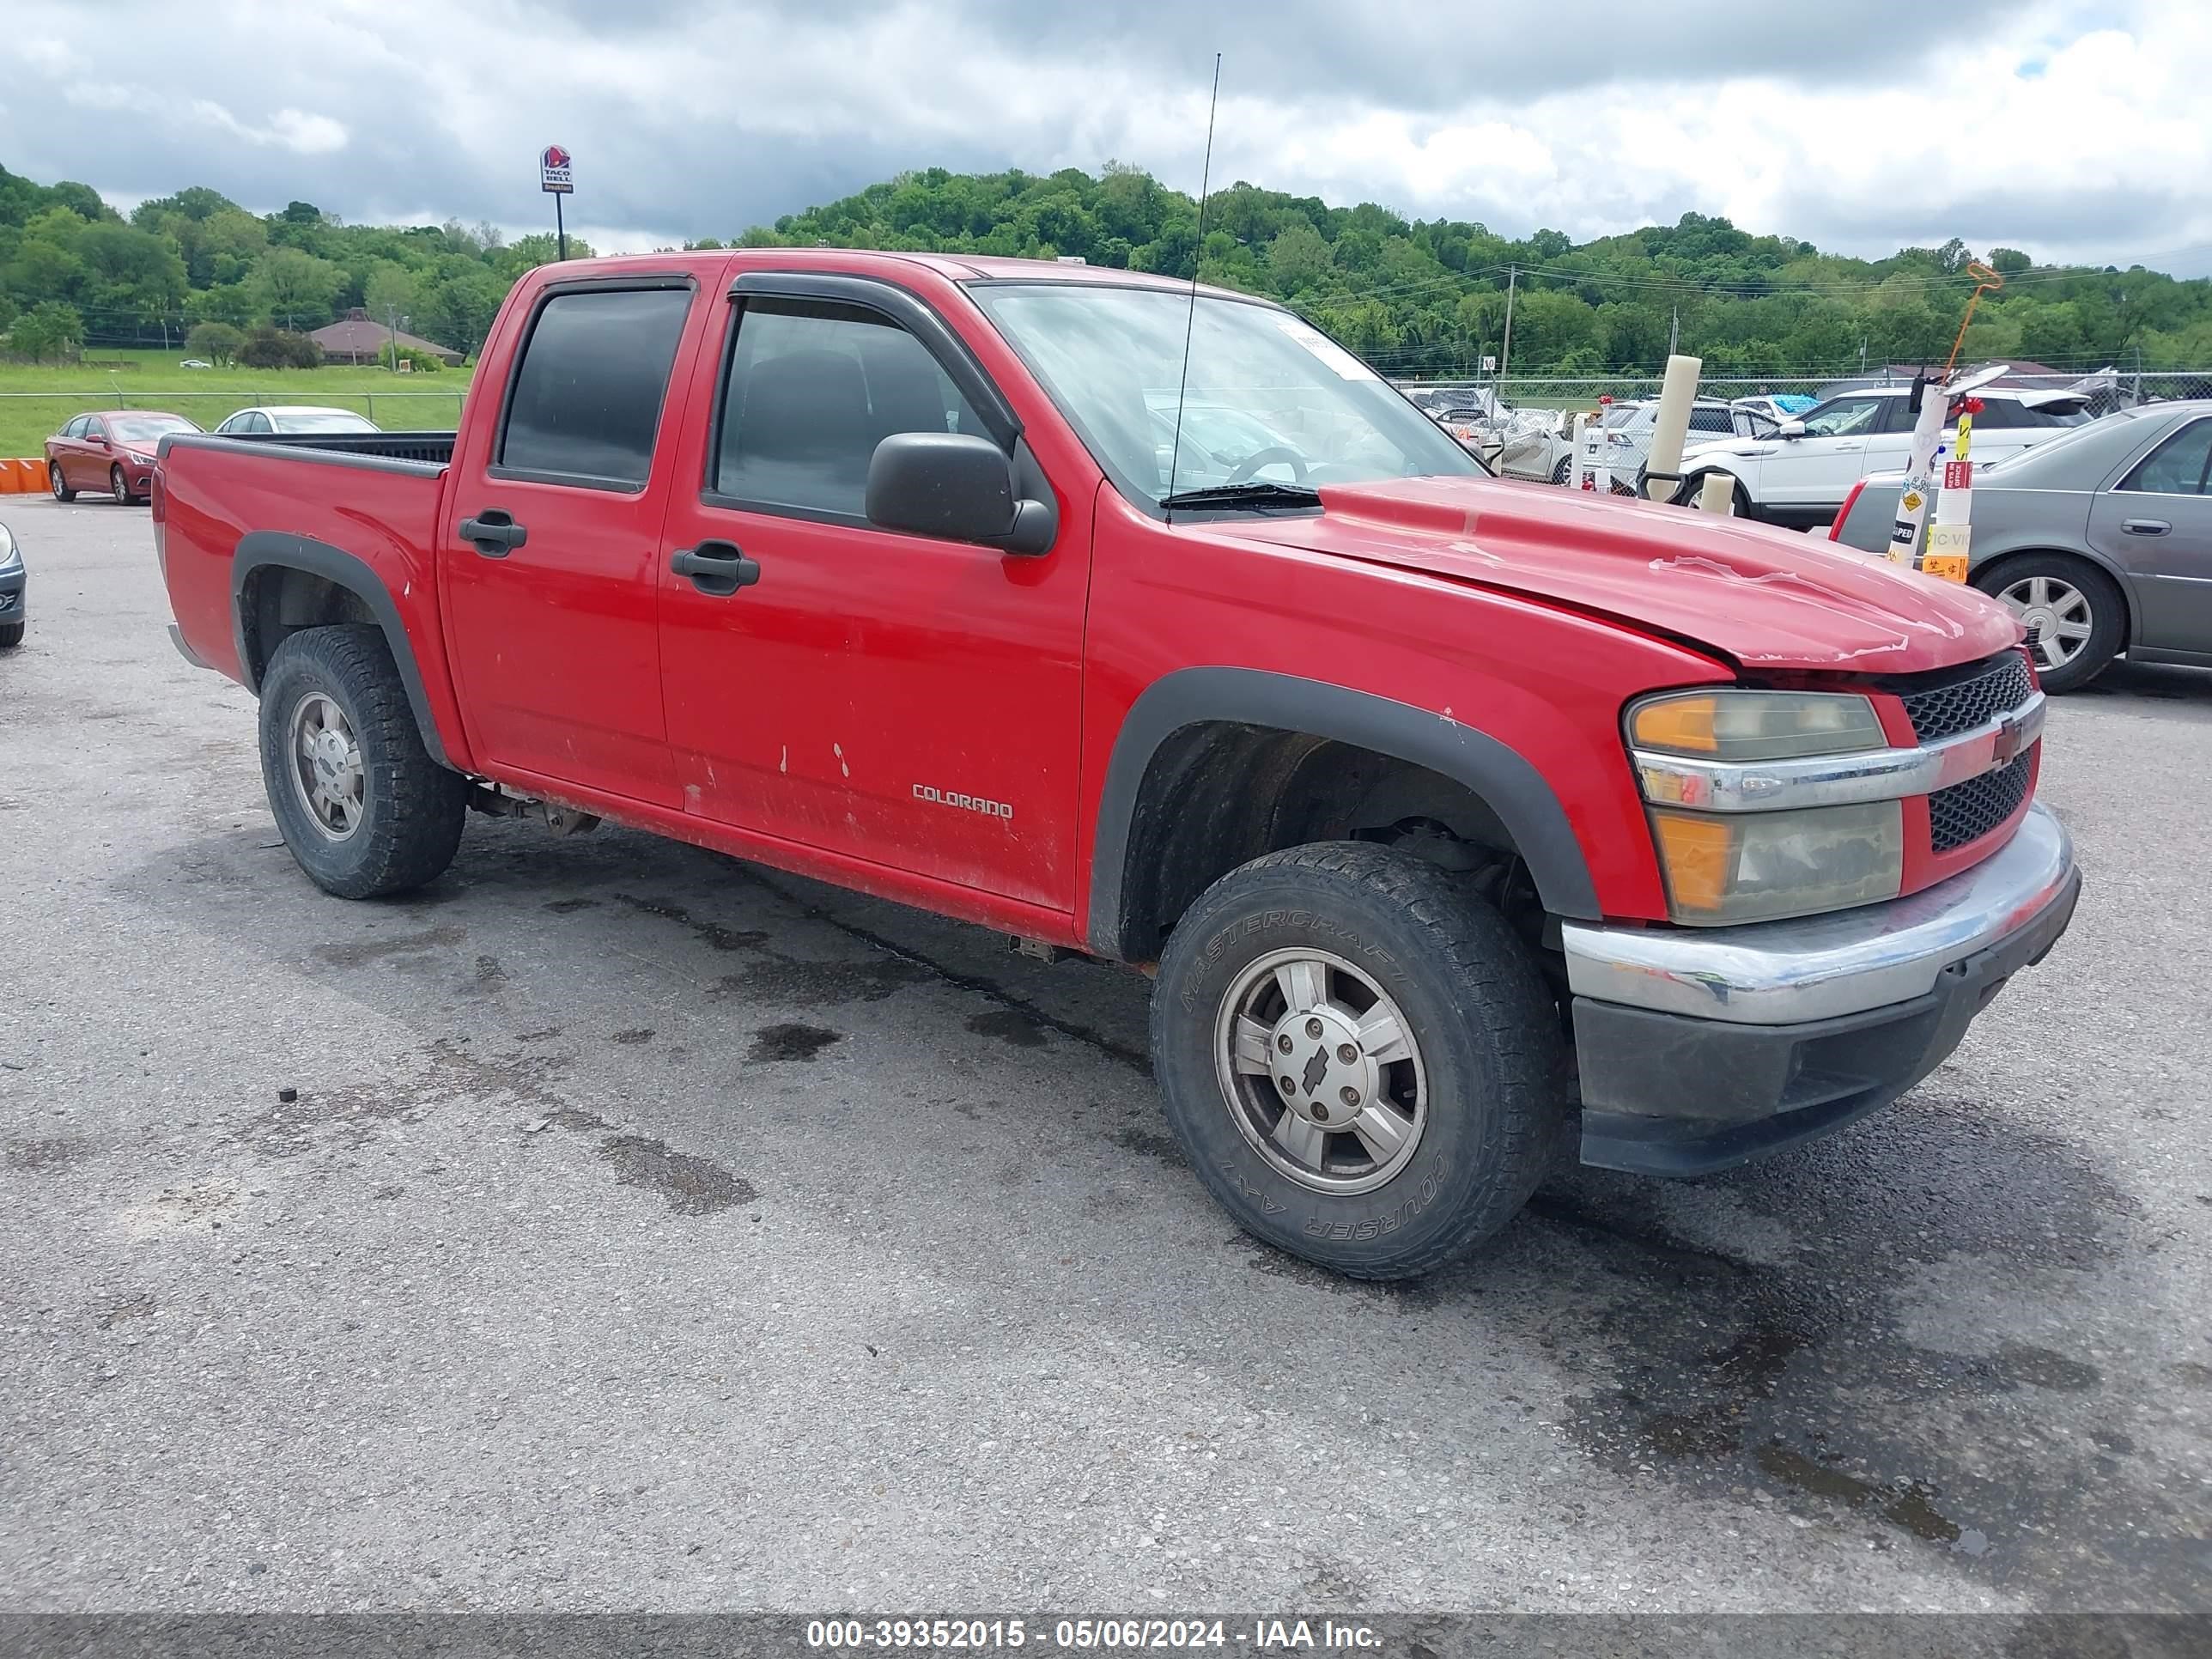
1562,802 -> 2077,1026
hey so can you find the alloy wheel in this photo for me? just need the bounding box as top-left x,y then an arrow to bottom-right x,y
288,691 -> 366,841
2000,574 -> 2093,672
1212,947 -> 1427,1195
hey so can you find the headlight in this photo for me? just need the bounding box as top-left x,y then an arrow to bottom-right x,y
1648,801 -> 1902,924
1631,690 -> 1886,763
1629,690 -> 1902,926
0,522 -> 17,567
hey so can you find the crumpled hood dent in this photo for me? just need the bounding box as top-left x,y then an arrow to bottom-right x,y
1222,476 -> 2018,673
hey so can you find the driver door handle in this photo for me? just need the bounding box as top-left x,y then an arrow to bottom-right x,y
2122,518 -> 2171,536
671,539 -> 761,596
459,508 -> 527,558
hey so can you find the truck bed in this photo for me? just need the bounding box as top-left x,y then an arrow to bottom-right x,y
154,429 -> 459,747
206,429 -> 458,467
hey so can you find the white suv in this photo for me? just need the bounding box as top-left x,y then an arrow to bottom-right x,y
1679,386 -> 2091,526
1575,399 -> 1771,494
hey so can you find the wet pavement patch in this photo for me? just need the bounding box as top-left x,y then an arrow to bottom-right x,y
544,897 -> 600,915
612,894 -> 767,953
609,1028 -> 656,1046
1540,1097 -> 2184,1600
1109,1125 -> 1183,1164
593,1133 -> 757,1216
6,1137 -> 93,1173
315,925 -> 465,967
967,1007 -> 1048,1048
716,955 -> 930,1007
747,1023 -> 842,1063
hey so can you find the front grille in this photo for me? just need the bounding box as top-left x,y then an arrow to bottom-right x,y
1929,754 -> 2033,851
0,590 -> 17,614
1893,651 -> 2034,744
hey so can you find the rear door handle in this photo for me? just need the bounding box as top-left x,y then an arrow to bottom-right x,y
671,539 -> 761,596
2122,518 -> 2172,536
459,508 -> 527,557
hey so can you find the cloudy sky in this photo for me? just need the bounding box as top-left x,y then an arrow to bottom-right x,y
4,0 -> 2209,274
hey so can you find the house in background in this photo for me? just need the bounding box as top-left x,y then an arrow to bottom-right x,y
309,308 -> 464,367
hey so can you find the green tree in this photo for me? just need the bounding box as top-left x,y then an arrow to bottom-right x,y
185,320 -> 245,364
10,299 -> 85,361
1267,222 -> 1331,290
254,246 -> 344,329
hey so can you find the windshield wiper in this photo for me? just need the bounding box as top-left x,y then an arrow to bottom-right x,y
1159,481 -> 1323,511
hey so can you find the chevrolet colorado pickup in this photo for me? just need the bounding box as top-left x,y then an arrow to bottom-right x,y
154,251 -> 2081,1279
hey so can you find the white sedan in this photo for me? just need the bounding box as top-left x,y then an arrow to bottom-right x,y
212,406 -> 380,437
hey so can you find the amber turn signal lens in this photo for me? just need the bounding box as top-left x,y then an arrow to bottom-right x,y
1650,810 -> 1734,913
1632,696 -> 1719,753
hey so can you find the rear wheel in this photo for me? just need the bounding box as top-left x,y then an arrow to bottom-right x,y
51,463 -> 75,502
258,624 -> 468,898
1151,842 -> 1564,1279
1977,555 -> 2124,693
1550,456 -> 1572,486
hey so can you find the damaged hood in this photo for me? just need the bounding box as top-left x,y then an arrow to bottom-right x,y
1218,476 -> 2018,672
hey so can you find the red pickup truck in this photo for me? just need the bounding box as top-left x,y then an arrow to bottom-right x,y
155,251 -> 2080,1279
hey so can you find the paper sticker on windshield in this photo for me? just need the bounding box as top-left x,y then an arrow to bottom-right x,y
1276,319 -> 1378,380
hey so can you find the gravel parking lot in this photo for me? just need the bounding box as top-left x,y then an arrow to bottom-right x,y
2,493 -> 2208,1615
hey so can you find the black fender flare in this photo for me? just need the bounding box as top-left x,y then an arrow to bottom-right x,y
1086,667 -> 1601,957
231,532 -> 453,769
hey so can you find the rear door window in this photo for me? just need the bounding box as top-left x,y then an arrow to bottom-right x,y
497,286 -> 694,488
2119,419 -> 2212,495
1686,407 -> 1735,436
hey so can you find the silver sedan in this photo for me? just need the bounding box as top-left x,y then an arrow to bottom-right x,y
1830,400 -> 2212,691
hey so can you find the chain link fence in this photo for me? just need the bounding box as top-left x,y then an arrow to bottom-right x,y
1395,369 -> 2212,413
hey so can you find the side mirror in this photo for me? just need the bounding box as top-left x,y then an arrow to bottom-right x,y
866,432 -> 1054,556
90,434 -> 112,448
1777,419 -> 1807,439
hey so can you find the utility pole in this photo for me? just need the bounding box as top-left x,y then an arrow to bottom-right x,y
1668,306 -> 1680,357
1498,264 -> 1518,381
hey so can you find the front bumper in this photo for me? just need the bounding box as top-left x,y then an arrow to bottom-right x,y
0,562 -> 24,628
1562,803 -> 2080,1176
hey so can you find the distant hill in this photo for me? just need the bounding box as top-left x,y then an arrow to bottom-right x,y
6,159 -> 2208,376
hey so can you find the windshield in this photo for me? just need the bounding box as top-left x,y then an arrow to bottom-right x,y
1601,405 -> 1641,428
276,411 -> 376,433
969,283 -> 1480,507
107,414 -> 199,442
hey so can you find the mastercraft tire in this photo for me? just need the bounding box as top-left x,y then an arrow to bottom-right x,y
258,624 -> 468,899
1151,842 -> 1565,1279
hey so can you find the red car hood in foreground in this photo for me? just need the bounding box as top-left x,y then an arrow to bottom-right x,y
1224,477 -> 2020,674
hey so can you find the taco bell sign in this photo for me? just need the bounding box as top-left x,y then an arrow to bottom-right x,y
540,145 -> 574,194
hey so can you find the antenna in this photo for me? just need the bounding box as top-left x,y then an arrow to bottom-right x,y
1165,52 -> 1223,520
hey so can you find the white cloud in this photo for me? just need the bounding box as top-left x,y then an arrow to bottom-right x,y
0,0 -> 2203,274
188,100 -> 349,155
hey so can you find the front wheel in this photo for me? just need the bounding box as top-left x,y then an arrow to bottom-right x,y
258,624 -> 468,898
0,622 -> 21,648
1976,556 -> 2124,693
110,465 -> 133,506
1151,842 -> 1565,1279
1550,456 -> 1572,486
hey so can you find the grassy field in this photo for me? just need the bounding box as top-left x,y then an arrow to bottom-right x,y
0,349 -> 476,459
